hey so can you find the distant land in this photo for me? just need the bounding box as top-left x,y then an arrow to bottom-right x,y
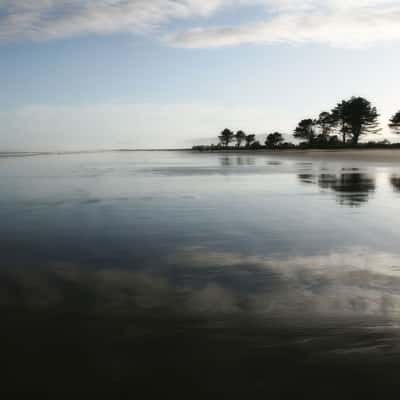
2,148 -> 400,164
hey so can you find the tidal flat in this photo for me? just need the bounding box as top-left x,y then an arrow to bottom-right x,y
1,149 -> 400,398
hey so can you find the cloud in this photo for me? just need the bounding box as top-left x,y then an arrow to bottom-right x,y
0,0 -> 225,41
166,1 -> 400,48
1,1 -> 400,48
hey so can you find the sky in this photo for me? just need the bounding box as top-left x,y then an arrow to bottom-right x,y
1,0 -> 400,150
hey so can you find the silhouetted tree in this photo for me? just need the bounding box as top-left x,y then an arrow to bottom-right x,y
234,130 -> 246,148
219,129 -> 234,147
245,134 -> 256,148
331,102 -> 348,144
265,132 -> 284,148
293,119 -> 316,144
389,111 -> 400,135
313,134 -> 328,146
250,141 -> 262,149
280,141 -> 296,149
327,135 -> 341,146
317,111 -> 335,140
331,100 -> 350,144
331,97 -> 380,145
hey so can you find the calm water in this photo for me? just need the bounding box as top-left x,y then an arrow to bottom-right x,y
1,150 -> 400,397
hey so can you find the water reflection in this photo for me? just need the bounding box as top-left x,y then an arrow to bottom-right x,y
220,156 -> 256,166
3,248 -> 400,317
390,175 -> 400,192
2,151 -> 400,397
2,247 -> 400,396
299,172 -> 376,206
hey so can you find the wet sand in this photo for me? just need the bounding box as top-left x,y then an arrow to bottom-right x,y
2,150 -> 400,398
193,148 -> 400,163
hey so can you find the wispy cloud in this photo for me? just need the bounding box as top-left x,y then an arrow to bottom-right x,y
166,1 -> 400,48
0,0 -> 225,41
1,1 -> 400,48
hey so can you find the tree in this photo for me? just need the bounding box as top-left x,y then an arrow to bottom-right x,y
331,100 -> 350,144
265,132 -> 284,148
389,111 -> 400,135
250,141 -> 262,149
327,135 -> 341,146
331,97 -> 380,145
234,130 -> 246,148
317,111 -> 335,140
293,119 -> 316,144
218,129 -> 234,147
245,134 -> 256,148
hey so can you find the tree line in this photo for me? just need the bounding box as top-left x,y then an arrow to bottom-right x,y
193,96 -> 400,150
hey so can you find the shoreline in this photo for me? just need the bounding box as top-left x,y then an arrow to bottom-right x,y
2,148 -> 400,163
188,148 -> 400,162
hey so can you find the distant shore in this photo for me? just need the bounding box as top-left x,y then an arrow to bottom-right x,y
2,148 -> 400,163
189,148 -> 400,162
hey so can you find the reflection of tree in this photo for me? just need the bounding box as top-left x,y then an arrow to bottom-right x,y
298,174 -> 317,185
299,173 -> 376,207
220,157 -> 256,167
322,174 -> 375,206
390,175 -> 400,192
220,157 -> 232,167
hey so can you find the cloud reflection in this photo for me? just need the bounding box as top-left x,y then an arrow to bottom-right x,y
2,247 -> 400,396
2,247 -> 400,322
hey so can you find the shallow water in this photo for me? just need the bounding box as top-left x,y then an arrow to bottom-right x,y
1,150 -> 400,397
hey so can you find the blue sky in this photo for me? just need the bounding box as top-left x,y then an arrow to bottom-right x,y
1,0 -> 400,150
